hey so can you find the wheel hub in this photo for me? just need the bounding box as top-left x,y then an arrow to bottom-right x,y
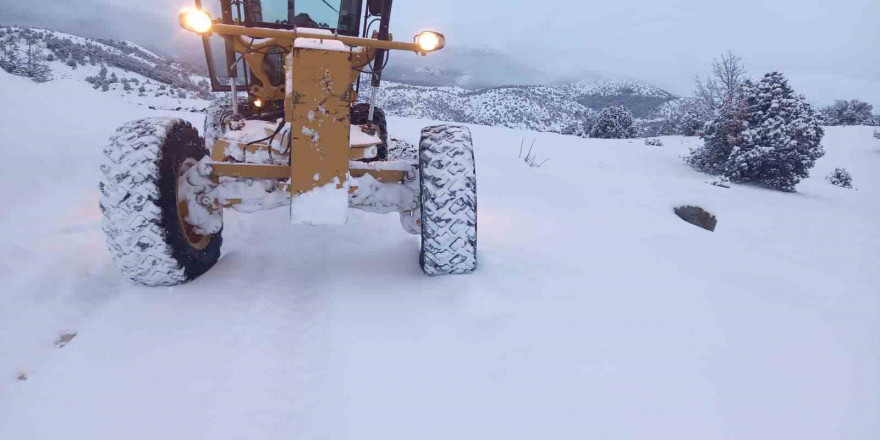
176,158 -> 212,250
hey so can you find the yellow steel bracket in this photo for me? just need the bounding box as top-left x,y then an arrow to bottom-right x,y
233,36 -> 291,102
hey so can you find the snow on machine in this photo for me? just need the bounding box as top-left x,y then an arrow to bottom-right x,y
100,0 -> 477,286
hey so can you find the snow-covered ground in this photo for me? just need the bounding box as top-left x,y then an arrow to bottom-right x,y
0,70 -> 878,439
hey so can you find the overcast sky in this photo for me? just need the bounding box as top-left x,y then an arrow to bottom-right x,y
3,0 -> 878,106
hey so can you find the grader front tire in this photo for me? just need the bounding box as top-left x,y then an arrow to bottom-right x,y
418,124 -> 478,275
100,118 -> 222,286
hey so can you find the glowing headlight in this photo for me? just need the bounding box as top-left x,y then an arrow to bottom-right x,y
253,98 -> 263,108
414,31 -> 445,52
179,8 -> 213,34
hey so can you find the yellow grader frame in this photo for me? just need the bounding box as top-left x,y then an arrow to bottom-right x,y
179,4 -> 442,221
100,0 -> 476,286
199,23 -> 432,195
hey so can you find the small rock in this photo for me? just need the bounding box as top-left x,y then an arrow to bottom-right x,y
55,332 -> 77,348
674,205 -> 717,231
17,373 -> 27,381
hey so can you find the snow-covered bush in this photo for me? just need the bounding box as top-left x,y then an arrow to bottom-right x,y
86,64 -> 112,90
689,72 -> 824,192
560,122 -> 588,138
821,100 -> 874,126
657,99 -> 705,136
826,168 -> 853,188
710,176 -> 731,188
671,108 -> 704,136
589,105 -> 636,139
560,112 -> 598,138
644,138 -> 663,147
725,72 -> 825,191
873,129 -> 880,140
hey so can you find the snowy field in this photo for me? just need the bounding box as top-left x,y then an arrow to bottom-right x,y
0,70 -> 877,439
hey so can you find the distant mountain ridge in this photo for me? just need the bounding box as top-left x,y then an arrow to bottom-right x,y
2,26 -> 681,136
371,76 -> 679,135
380,47 -> 678,126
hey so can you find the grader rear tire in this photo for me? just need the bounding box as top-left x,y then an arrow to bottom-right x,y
100,118 -> 222,286
418,125 -> 477,275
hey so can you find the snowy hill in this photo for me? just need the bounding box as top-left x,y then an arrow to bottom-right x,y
375,48 -> 678,126
372,76 -> 677,135
1,65 -> 878,439
558,76 -> 674,98
374,82 -> 596,134
0,26 -> 212,112
556,74 -> 677,118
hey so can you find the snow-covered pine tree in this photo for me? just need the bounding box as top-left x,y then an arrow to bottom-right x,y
21,37 -> 51,82
589,105 -> 636,139
826,168 -> 853,188
680,109 -> 704,136
0,35 -> 22,75
724,72 -> 824,192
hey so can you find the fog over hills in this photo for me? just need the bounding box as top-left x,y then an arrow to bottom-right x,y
2,0 -> 879,108
1,25 -> 681,137
381,47 -> 546,89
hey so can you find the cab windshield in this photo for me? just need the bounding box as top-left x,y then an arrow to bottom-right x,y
248,0 -> 362,35
196,0 -> 366,90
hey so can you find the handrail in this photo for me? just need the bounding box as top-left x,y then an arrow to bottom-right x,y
211,23 -> 424,53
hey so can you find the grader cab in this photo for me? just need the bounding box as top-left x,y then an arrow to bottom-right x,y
99,0 -> 477,286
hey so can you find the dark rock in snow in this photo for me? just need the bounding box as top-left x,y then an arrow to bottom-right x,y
674,206 -> 717,231
55,332 -> 77,348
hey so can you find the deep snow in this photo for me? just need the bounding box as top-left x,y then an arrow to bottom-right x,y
0,70 -> 877,439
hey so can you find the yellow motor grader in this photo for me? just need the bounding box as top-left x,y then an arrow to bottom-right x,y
100,0 -> 476,286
